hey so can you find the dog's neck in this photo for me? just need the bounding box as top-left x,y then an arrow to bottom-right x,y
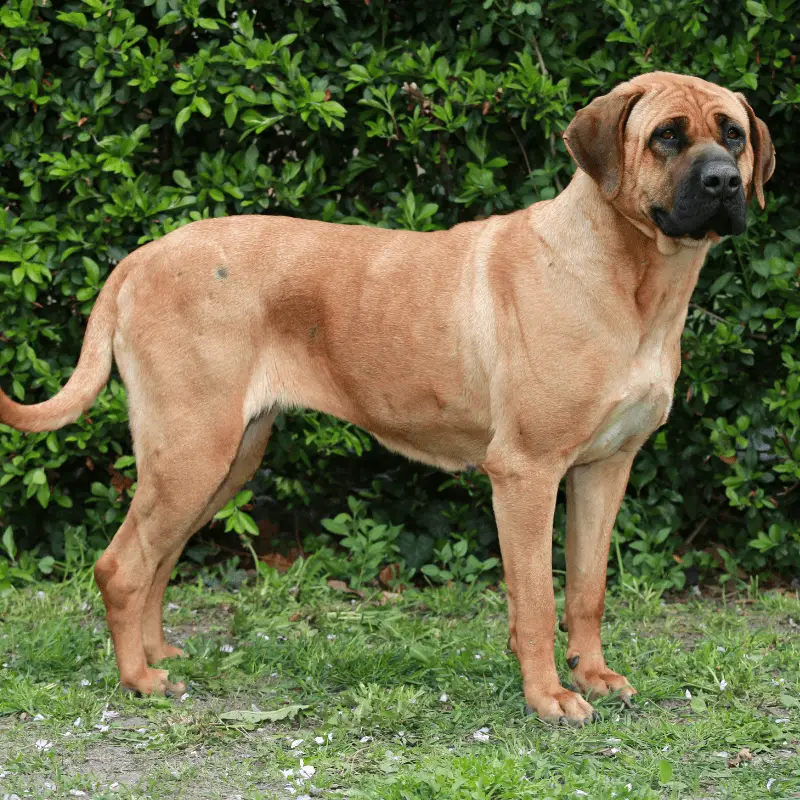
535,171 -> 711,327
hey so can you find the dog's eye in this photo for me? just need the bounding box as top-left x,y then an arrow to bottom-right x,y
727,128 -> 740,140
660,129 -> 676,140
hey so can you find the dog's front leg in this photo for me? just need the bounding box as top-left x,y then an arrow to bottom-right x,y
487,452 -> 594,725
564,450 -> 637,705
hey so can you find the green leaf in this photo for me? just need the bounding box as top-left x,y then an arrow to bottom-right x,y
779,693 -> 800,709
2,527 -> 16,561
175,106 -> 192,133
38,555 -> 55,575
658,759 -> 673,784
158,10 -> 181,26
224,101 -> 238,127
690,695 -> 707,713
322,518 -> 348,535
11,48 -> 30,71
108,27 -> 123,48
173,170 -> 192,189
56,11 -> 88,28
82,257 -> 100,283
194,97 -> 212,118
219,705 -> 309,724
745,1 -> 770,18
31,468 -> 47,486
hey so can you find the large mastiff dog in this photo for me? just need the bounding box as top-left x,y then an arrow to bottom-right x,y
0,72 -> 774,723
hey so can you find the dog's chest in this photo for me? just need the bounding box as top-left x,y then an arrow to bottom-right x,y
577,341 -> 675,463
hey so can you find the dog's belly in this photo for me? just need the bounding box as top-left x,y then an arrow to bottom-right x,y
369,421 -> 491,473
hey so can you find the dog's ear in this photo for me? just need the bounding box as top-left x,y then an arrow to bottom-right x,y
735,93 -> 775,210
563,89 -> 644,199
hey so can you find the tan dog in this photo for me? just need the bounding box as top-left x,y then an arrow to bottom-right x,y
0,72 -> 774,724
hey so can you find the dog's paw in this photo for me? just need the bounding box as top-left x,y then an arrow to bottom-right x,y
569,654 -> 636,705
524,687 -> 595,726
145,644 -> 186,665
122,667 -> 185,697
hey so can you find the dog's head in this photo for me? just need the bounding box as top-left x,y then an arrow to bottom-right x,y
563,72 -> 775,245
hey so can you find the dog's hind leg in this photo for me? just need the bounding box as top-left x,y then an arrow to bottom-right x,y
140,409 -> 277,665
94,399 -> 272,696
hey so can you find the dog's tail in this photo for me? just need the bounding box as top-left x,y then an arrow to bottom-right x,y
0,260 -> 131,433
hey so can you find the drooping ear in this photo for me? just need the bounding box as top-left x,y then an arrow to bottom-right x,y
735,92 -> 776,210
563,89 -> 644,199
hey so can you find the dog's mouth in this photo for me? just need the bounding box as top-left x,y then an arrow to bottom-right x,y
651,203 -> 746,241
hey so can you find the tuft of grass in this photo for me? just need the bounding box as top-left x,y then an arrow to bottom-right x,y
0,568 -> 798,799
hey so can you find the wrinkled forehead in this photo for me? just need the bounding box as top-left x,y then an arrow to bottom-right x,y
627,80 -> 749,137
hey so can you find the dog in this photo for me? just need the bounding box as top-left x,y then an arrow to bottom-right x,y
0,71 -> 774,724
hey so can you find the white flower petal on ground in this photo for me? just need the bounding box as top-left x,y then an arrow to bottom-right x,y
314,737 -> 324,744
80,679 -> 90,686
685,690 -> 692,699
35,739 -> 52,751
290,739 -> 304,749
298,764 -> 315,780
360,736 -> 372,743
281,769 -> 294,778
101,710 -> 119,721
439,693 -> 448,702
719,679 -> 728,691
767,778 -> 776,791
73,717 -> 82,727
472,727 -> 490,742
220,644 -> 235,653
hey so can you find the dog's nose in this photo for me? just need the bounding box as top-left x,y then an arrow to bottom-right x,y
699,161 -> 741,199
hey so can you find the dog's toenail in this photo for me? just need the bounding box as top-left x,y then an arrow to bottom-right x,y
567,654 -> 580,669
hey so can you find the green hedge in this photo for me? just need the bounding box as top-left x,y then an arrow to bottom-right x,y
0,0 -> 798,591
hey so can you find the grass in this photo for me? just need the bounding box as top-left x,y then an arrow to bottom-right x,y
0,562 -> 798,799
